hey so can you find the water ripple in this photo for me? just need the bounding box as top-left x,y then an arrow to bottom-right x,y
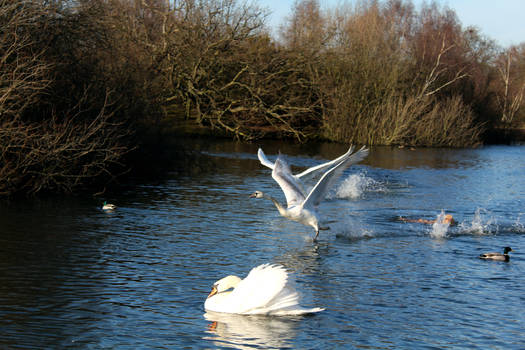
1,144 -> 524,349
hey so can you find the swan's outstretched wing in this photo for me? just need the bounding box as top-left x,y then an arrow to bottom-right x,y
259,146 -> 354,183
229,264 -> 289,313
257,148 -> 275,170
272,157 -> 306,207
303,146 -> 369,208
295,145 -> 355,183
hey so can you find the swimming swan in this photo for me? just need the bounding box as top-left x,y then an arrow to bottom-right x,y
102,201 -> 116,210
251,146 -> 369,240
479,247 -> 513,261
204,264 -> 324,315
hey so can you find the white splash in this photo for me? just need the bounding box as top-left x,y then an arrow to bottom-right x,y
331,216 -> 375,239
334,173 -> 385,199
458,208 -> 497,235
429,210 -> 450,238
513,214 -> 525,233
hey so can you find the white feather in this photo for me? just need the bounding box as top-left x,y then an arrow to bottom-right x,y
295,145 -> 355,182
204,264 -> 324,315
257,145 -> 356,185
303,146 -> 369,208
272,158 -> 306,207
253,145 -> 369,239
257,148 -> 276,170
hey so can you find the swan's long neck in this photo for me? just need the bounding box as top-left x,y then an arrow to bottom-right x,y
262,193 -> 287,216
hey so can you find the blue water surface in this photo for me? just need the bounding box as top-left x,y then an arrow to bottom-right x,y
0,142 -> 524,349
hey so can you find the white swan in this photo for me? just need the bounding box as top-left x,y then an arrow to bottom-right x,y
102,201 -> 116,210
251,146 -> 369,240
204,264 -> 324,316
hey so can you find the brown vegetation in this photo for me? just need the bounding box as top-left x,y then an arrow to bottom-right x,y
0,92 -> 130,196
1,0 -> 524,196
0,0 -> 132,196
290,1 -> 487,146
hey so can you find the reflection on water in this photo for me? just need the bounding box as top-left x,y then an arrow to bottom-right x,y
203,312 -> 298,349
0,141 -> 524,349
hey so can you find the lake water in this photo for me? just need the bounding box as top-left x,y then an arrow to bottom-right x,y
1,140 -> 524,349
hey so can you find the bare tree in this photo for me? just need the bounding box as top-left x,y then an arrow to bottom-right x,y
495,46 -> 525,123
0,0 -> 51,118
0,0 -> 134,196
413,35 -> 468,102
0,90 -> 131,196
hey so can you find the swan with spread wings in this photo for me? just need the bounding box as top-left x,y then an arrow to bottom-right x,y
251,145 -> 368,240
205,264 -> 324,315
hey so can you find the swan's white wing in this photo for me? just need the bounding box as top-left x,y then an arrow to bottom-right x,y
229,264 -> 289,313
303,146 -> 369,208
295,145 -> 355,182
272,157 -> 306,207
257,148 -> 275,170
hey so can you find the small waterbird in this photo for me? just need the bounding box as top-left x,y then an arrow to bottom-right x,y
479,247 -> 513,261
102,201 -> 116,210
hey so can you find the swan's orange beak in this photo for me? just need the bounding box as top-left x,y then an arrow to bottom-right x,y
249,193 -> 256,198
207,285 -> 218,298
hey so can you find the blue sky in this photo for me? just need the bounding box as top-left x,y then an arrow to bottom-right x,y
258,0 -> 525,47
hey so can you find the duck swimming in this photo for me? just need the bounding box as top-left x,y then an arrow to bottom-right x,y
479,247 -> 513,261
102,201 -> 116,210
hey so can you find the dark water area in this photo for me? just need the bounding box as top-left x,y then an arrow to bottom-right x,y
1,141 -> 524,349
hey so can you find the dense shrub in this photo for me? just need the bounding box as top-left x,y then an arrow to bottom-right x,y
1,0 -> 524,196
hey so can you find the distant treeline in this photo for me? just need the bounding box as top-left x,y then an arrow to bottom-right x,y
1,0 -> 524,196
